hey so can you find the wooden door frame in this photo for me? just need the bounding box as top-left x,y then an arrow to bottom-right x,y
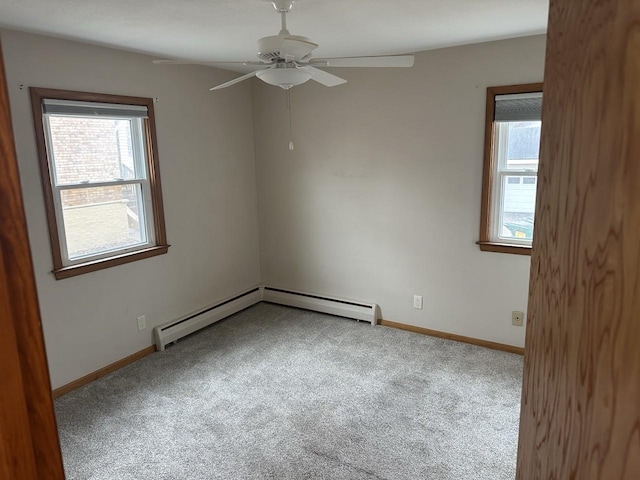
517,0 -> 640,477
0,39 -> 65,479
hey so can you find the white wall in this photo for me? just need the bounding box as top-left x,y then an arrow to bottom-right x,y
2,31 -> 544,390
1,29 -> 261,389
252,35 -> 546,347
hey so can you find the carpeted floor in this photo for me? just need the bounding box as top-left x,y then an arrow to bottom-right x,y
55,303 -> 523,480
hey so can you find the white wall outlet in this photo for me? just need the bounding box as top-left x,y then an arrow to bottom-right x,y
413,295 -> 423,309
512,311 -> 524,326
137,315 -> 147,331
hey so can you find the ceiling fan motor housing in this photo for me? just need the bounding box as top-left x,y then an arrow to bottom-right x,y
257,35 -> 317,62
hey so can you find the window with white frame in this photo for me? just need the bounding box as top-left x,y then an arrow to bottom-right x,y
479,84 -> 543,255
31,89 -> 169,279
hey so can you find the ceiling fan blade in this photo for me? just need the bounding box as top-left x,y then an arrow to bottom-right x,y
310,55 -> 415,68
153,59 -> 268,67
210,69 -> 266,91
296,66 -> 347,87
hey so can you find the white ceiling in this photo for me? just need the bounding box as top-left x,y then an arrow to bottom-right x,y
0,0 -> 548,71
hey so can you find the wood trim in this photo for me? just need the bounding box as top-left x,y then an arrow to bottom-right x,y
29,87 -> 169,279
478,86 -> 497,243
478,82 -> 543,255
476,241 -> 532,256
486,83 -> 544,97
29,87 -> 157,107
0,226 -> 39,480
517,0 -> 640,477
29,88 -> 63,269
0,43 -> 65,479
144,107 -> 168,246
53,345 -> 157,398
53,244 -> 169,280
379,319 -> 524,355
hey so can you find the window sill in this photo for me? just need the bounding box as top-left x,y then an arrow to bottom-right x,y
477,241 -> 532,256
53,245 -> 170,280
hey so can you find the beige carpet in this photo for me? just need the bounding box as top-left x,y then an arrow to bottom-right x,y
55,303 -> 523,479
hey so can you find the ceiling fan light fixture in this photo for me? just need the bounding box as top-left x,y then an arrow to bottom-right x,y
256,66 -> 312,89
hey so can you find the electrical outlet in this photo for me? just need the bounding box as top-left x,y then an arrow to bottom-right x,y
137,315 -> 147,331
512,311 -> 524,326
413,295 -> 423,309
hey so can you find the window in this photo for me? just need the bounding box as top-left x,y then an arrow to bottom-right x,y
30,88 -> 169,279
478,83 -> 543,255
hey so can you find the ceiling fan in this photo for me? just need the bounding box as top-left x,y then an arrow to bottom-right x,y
153,0 -> 415,91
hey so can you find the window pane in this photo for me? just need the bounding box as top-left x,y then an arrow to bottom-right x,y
499,175 -> 536,241
48,116 -> 142,185
502,120 -> 541,171
60,184 -> 147,260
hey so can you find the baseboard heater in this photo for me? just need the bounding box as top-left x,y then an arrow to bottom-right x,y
154,287 -> 263,351
154,285 -> 379,351
262,287 -> 379,326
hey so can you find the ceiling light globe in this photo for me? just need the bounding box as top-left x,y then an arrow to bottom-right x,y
256,67 -> 312,89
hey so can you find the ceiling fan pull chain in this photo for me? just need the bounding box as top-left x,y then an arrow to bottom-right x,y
286,87 -> 294,150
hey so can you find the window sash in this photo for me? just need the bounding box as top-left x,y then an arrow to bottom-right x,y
52,180 -> 156,266
491,171 -> 537,245
55,179 -> 145,190
491,122 -> 538,245
42,112 -> 156,266
43,115 -> 149,186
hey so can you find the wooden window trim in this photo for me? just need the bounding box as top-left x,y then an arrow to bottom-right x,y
476,241 -> 532,256
478,82 -> 543,256
29,88 -> 169,279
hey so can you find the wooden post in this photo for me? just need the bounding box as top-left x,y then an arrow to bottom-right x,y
517,0 -> 640,478
0,41 -> 65,479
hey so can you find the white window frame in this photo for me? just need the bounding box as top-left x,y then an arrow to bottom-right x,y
42,109 -> 156,266
489,122 -> 539,246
